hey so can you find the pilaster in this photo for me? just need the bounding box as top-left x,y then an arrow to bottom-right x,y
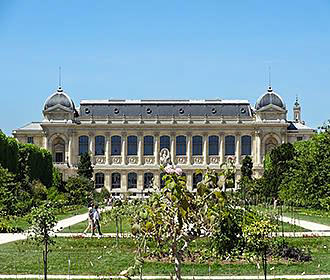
219,133 -> 225,164
203,132 -> 208,165
154,132 -> 160,165
105,132 -> 111,165
121,132 -> 127,165
235,132 -> 241,165
170,132 -> 176,164
187,132 -> 192,165
138,132 -> 143,165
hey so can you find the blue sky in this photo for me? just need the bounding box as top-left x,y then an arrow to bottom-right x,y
1,0 -> 329,135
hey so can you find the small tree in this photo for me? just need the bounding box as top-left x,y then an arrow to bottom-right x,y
29,203 -> 57,280
65,176 -> 94,205
77,153 -> 94,180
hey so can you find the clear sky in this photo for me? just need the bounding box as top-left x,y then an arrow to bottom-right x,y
1,0 -> 329,135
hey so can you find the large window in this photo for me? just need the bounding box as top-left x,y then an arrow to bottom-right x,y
27,136 -> 34,144
127,136 -> 138,156
241,135 -> 252,155
144,136 -> 154,155
128,172 -> 137,189
79,135 -> 89,155
111,135 -> 121,155
95,173 -> 104,188
192,135 -> 203,156
111,173 -> 121,189
225,135 -> 235,156
193,173 -> 203,189
208,135 -> 219,155
53,137 -> 65,163
144,172 -> 154,189
176,135 -> 186,156
160,135 -> 170,151
95,135 -> 105,155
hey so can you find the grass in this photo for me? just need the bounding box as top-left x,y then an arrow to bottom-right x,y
1,205 -> 88,232
0,236 -> 330,276
282,207 -> 330,227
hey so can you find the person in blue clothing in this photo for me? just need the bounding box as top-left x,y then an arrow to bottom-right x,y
83,204 -> 95,235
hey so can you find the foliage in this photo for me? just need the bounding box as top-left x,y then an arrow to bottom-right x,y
279,130 -> 330,209
77,153 -> 94,180
241,156 -> 253,179
0,165 -> 19,216
0,131 -> 19,173
65,176 -> 94,205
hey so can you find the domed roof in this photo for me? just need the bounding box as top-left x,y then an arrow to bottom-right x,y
255,86 -> 286,110
43,87 -> 75,111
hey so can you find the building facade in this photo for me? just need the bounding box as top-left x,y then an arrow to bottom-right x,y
13,85 -> 314,196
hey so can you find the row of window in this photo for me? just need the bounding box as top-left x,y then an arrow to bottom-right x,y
80,134 -> 252,157
95,172 -> 204,189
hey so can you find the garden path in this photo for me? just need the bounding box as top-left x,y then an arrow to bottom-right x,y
280,215 -> 330,231
0,206 -> 111,245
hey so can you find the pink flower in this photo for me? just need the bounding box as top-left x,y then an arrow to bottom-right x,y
175,167 -> 183,176
165,165 -> 175,174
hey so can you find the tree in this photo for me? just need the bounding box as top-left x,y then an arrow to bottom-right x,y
0,165 -> 18,216
77,153 -> 94,180
29,202 -> 57,280
65,175 -> 94,205
133,166 -> 224,280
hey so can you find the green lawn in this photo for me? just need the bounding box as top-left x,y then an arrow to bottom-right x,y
282,207 -> 330,226
0,236 -> 329,276
1,205 -> 88,233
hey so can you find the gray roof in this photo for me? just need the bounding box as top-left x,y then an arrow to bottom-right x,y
256,86 -> 286,110
44,87 -> 75,111
79,99 -> 253,118
15,122 -> 42,131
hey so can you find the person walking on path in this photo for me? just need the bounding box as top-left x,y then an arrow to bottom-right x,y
83,205 -> 95,235
92,204 -> 102,237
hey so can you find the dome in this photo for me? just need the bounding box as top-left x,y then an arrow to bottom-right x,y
44,87 -> 75,111
255,86 -> 286,110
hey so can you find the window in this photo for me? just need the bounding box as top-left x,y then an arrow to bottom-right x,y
160,135 -> 170,151
128,172 -> 137,189
27,136 -> 34,144
55,152 -> 63,163
176,135 -> 186,155
52,137 -> 65,163
111,135 -> 121,155
79,135 -> 89,155
95,135 -> 105,155
144,136 -> 154,155
225,135 -> 235,155
111,173 -> 121,189
192,135 -> 203,156
297,136 -> 303,141
241,135 -> 252,155
144,172 -> 154,189
209,135 -> 219,155
127,136 -> 138,156
193,173 -> 203,189
95,173 -> 105,188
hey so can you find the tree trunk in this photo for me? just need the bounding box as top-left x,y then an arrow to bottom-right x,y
115,216 -> 119,245
174,250 -> 181,280
44,239 -> 48,280
262,248 -> 267,280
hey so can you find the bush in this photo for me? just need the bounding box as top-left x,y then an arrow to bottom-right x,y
65,176 -> 94,205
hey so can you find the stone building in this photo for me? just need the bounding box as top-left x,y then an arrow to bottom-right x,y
13,85 -> 314,196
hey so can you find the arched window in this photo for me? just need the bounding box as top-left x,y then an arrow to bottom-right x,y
111,135 -> 121,155
192,135 -> 203,156
176,135 -> 186,156
95,135 -> 105,155
128,172 -> 137,189
144,172 -> 154,189
95,173 -> 104,188
265,137 -> 278,154
144,136 -> 154,155
127,136 -> 138,156
160,135 -> 170,151
111,173 -> 121,189
160,172 -> 166,189
225,135 -> 235,155
209,135 -> 219,155
79,135 -> 89,155
193,173 -> 203,189
52,137 -> 65,163
241,135 -> 252,155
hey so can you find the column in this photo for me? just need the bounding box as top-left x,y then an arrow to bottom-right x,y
235,132 -> 241,165
137,172 -> 144,192
187,132 -> 192,165
186,172 -> 193,191
252,132 -> 257,164
105,132 -> 111,165
121,132 -> 127,165
121,172 -> 127,193
89,132 -> 95,164
170,132 -> 176,164
68,130 -> 73,166
219,133 -> 225,164
203,133 -> 208,165
256,130 -> 261,165
138,132 -> 143,165
154,132 -> 160,165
